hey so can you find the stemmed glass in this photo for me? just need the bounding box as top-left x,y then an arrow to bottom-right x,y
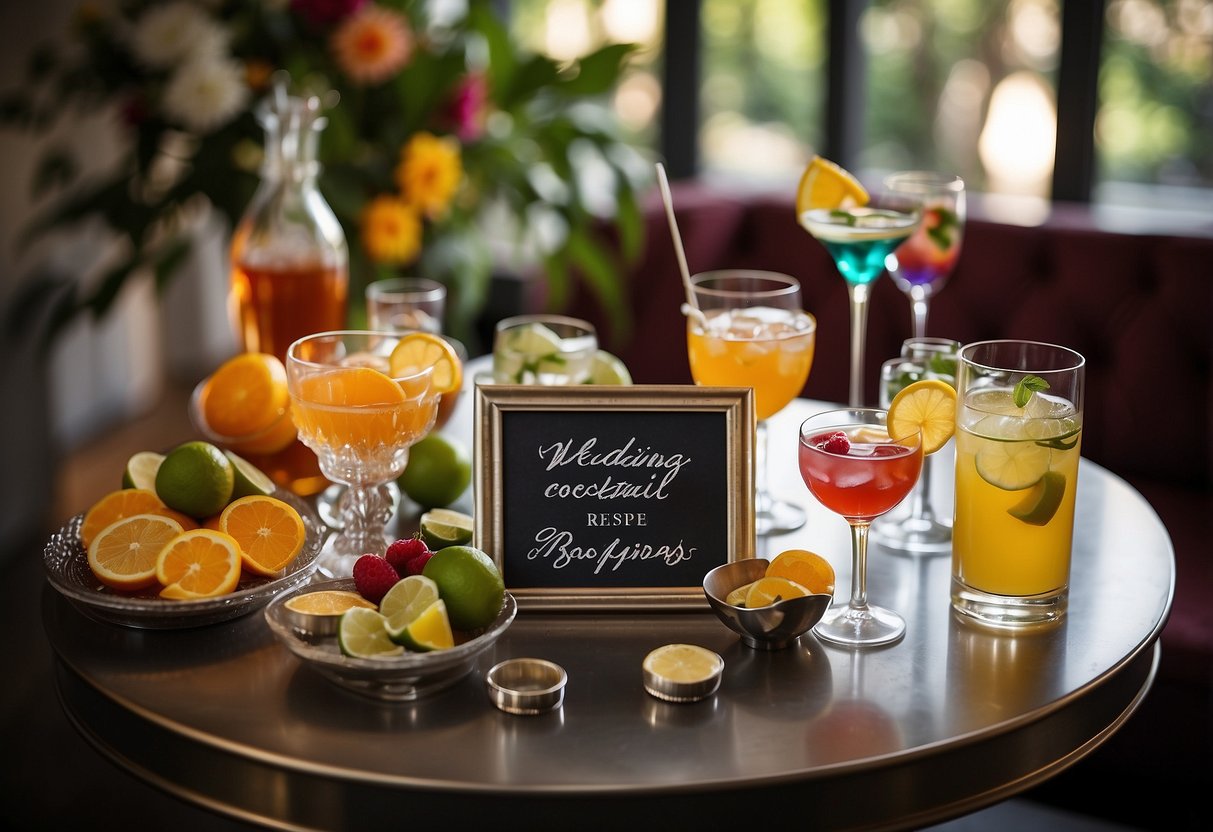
688,271 -> 817,536
799,192 -> 920,406
883,172 -> 965,341
798,409 -> 923,646
870,337 -> 960,555
287,331 -> 440,577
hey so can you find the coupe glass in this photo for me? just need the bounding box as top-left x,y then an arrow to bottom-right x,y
870,337 -> 961,555
287,331 -> 439,577
799,192 -> 920,406
798,409 -> 923,646
883,172 -> 965,341
688,271 -> 817,536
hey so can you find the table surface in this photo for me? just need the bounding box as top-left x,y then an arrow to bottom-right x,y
43,367 -> 1175,831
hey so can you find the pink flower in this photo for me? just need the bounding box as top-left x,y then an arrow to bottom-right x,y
330,5 -> 413,85
445,74 -> 488,142
291,0 -> 367,30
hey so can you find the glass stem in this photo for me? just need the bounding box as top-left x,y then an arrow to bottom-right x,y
847,282 -> 872,407
910,288 -> 930,341
848,521 -> 871,611
755,419 -> 772,517
334,482 -> 393,557
909,456 -> 934,522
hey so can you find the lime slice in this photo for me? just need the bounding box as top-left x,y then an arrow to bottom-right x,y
338,607 -> 404,658
493,322 -> 565,382
419,508 -> 474,550
224,450 -> 276,499
975,440 -> 1052,491
379,574 -> 441,643
122,451 -> 165,491
395,599 -> 455,652
1008,471 -> 1067,525
505,321 -> 563,357
587,350 -> 632,385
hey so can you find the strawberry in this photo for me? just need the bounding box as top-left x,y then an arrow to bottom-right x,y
352,554 -> 400,603
385,536 -> 429,578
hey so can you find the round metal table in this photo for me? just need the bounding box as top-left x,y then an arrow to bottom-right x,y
43,389 -> 1174,831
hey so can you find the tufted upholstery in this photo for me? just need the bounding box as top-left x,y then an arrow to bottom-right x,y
559,183 -> 1213,787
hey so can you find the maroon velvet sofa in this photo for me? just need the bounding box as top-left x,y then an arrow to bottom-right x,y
559,181 -> 1212,823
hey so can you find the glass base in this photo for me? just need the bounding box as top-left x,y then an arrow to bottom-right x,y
870,511 -> 952,555
813,603 -> 905,647
950,577 -> 1067,629
756,498 -> 807,537
318,482 -> 401,530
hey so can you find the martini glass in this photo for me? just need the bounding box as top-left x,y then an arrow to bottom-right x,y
798,409 -> 923,646
688,271 -> 817,537
883,171 -> 965,341
799,193 -> 920,406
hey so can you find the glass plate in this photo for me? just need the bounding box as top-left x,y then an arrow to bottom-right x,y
264,578 -> 517,702
43,490 -> 326,629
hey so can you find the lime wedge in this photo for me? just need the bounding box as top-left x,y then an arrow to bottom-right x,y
1008,471 -> 1067,525
224,450 -> 276,499
975,440 -> 1052,491
338,607 -> 404,658
493,322 -> 565,382
395,599 -> 455,652
122,451 -> 165,491
419,508 -> 474,550
379,574 -> 441,643
587,350 -> 633,385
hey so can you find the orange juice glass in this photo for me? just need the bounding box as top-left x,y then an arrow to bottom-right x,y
287,331 -> 439,576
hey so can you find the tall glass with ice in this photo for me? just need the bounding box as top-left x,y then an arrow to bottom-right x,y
951,340 -> 1085,627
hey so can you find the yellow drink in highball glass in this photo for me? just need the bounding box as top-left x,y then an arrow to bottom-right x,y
953,388 -> 1082,597
687,307 -> 816,420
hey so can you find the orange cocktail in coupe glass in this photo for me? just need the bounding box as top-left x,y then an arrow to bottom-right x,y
287,331 -> 440,577
687,270 -> 817,536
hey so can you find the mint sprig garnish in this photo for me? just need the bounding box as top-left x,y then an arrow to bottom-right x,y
1013,375 -> 1049,407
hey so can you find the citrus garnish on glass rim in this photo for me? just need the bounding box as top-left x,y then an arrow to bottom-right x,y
795,155 -> 869,216
887,378 -> 957,455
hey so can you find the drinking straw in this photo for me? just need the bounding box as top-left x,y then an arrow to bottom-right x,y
655,163 -> 705,324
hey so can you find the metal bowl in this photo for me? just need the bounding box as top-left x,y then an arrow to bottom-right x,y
703,559 -> 833,650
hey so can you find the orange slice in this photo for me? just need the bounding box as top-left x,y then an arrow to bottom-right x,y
887,378 -> 957,455
292,366 -> 415,449
388,332 -> 463,394
80,488 -> 198,550
201,352 -> 290,438
766,549 -> 835,596
219,495 -> 307,576
795,155 -> 869,217
155,529 -> 243,599
87,514 -> 185,591
744,576 -> 810,608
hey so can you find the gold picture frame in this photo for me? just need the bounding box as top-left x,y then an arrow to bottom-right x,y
474,384 -> 756,611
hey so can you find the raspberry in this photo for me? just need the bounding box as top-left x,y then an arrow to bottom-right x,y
352,554 -> 400,603
402,549 -> 433,576
385,536 -> 429,578
818,431 -> 851,455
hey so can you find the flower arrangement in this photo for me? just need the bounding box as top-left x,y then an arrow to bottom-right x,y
2,0 -> 648,346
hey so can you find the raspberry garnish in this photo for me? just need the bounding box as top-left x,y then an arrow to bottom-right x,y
818,431 -> 851,455
352,554 -> 400,603
385,536 -> 429,578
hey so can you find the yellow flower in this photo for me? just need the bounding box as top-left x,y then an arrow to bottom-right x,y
360,196 -> 422,264
395,132 -> 463,218
331,5 -> 413,85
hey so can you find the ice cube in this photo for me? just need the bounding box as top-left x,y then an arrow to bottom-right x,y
836,470 -> 875,489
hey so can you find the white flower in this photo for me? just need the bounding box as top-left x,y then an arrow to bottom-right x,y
129,1 -> 229,69
162,58 -> 249,133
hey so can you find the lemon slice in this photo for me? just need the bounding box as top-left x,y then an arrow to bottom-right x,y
725,581 -> 756,607
744,576 -> 810,608
887,378 -> 956,455
795,155 -> 869,216
395,599 -> 455,652
338,607 -> 404,658
642,643 -> 723,685
389,332 -> 463,394
587,350 -> 632,385
975,440 -> 1052,491
122,451 -> 165,491
285,590 -> 377,615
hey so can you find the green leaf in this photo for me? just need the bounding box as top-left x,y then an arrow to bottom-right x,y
559,44 -> 637,96
565,227 -> 629,342
503,55 -> 561,109
1013,375 -> 1050,407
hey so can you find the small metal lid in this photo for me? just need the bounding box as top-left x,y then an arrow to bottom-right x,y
642,644 -> 724,703
486,658 -> 567,715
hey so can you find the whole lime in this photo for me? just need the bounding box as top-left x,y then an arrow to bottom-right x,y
398,433 -> 472,509
155,441 -> 235,519
421,545 -> 505,631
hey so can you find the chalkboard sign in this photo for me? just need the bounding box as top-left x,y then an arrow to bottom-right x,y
474,385 -> 755,610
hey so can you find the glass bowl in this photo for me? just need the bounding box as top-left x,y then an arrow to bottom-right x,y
264,578 -> 518,702
703,558 -> 833,650
43,490 -> 326,629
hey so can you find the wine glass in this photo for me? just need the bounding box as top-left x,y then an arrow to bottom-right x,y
287,331 -> 440,577
883,171 -> 965,341
870,337 -> 960,555
799,192 -> 921,406
798,409 -> 923,646
688,271 -> 817,536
